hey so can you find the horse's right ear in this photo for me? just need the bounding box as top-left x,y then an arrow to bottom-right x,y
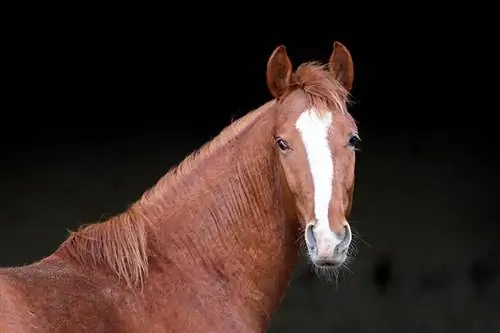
266,45 -> 293,99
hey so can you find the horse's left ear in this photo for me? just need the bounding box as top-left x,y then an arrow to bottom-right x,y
328,41 -> 354,92
266,45 -> 293,99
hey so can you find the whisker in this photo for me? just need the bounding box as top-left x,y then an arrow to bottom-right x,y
350,224 -> 372,248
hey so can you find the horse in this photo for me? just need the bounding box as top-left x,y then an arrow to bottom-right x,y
0,41 -> 359,333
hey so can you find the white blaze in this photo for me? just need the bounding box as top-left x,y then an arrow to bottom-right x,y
295,109 -> 334,232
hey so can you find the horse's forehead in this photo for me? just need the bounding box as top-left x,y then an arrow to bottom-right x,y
278,96 -> 307,121
277,96 -> 356,134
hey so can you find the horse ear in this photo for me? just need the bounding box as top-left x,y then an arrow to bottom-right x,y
266,45 -> 293,99
328,41 -> 354,92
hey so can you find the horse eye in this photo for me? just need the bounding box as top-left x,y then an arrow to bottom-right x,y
348,134 -> 361,150
275,137 -> 291,151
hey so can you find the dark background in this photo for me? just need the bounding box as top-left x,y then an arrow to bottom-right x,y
2,5 -> 499,332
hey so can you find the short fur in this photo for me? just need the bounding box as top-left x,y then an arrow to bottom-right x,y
0,42 -> 358,333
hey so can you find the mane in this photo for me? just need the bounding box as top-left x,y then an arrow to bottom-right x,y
59,207 -> 150,289
55,64 -> 350,290
293,61 -> 351,115
57,101 -> 274,289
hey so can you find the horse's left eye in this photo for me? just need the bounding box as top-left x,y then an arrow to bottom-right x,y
347,134 -> 361,150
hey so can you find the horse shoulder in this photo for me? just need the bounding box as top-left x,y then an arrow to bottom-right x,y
1,261 -> 144,333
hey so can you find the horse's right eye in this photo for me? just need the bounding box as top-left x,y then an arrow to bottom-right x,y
275,137 -> 291,151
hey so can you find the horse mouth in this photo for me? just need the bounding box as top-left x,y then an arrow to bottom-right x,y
317,262 -> 338,267
311,257 -> 345,269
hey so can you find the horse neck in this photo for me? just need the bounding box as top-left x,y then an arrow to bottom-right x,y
139,105 -> 300,326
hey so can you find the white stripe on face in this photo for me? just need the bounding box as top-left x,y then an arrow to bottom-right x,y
295,109 -> 333,232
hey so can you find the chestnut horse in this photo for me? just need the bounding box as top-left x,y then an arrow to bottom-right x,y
0,42 -> 359,333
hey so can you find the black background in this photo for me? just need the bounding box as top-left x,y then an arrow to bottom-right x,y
2,4 -> 499,332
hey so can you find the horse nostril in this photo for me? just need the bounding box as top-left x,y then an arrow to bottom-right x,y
305,224 -> 317,250
336,224 -> 352,253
